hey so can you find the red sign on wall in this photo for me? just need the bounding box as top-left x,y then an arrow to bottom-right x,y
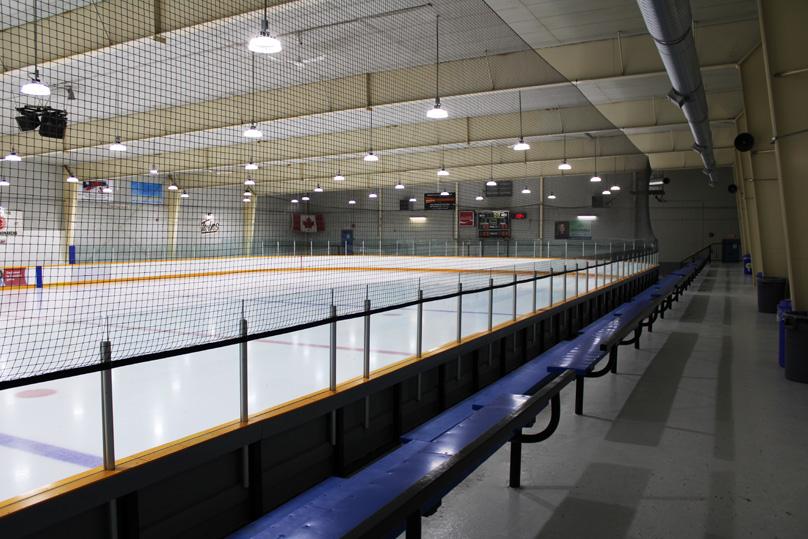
458,210 -> 475,227
1,267 -> 27,287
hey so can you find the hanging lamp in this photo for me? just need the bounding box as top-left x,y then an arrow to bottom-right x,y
426,14 -> 448,119
248,0 -> 282,54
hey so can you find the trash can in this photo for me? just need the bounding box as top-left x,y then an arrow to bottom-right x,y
777,299 -> 792,367
784,311 -> 808,383
757,273 -> 787,313
743,254 -> 752,275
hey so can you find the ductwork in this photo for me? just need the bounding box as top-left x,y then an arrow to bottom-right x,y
636,0 -> 718,186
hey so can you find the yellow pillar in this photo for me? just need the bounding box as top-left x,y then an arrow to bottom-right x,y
738,46 -> 789,278
166,179 -> 180,258
243,195 -> 256,256
62,166 -> 78,263
758,0 -> 808,309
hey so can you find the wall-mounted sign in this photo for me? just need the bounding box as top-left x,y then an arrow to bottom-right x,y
424,192 -> 456,210
512,212 -> 527,220
131,181 -> 163,205
477,210 -> 510,238
79,179 -> 113,202
458,210 -> 475,227
0,209 -> 22,246
484,181 -> 512,197
292,213 -> 325,233
555,220 -> 592,240
201,213 -> 220,234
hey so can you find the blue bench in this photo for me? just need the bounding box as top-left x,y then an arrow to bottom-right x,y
231,258 -> 706,538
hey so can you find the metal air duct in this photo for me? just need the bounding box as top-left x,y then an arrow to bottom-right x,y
636,0 -> 718,186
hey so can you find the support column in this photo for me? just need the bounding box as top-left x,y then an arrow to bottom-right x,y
738,46 -> 789,279
734,114 -> 764,274
243,195 -> 257,256
758,0 -> 808,309
166,178 -> 180,258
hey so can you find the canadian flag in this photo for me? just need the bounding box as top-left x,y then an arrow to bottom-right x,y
292,213 -> 325,233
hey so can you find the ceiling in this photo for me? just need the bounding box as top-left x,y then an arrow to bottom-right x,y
0,0 -> 759,192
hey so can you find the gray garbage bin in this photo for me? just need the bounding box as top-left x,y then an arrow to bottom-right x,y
757,274 -> 787,314
785,311 -> 808,383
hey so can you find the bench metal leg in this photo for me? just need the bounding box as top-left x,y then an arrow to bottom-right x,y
610,346 -> 618,374
633,328 -> 641,349
509,432 -> 522,489
575,376 -> 584,415
406,512 -> 422,538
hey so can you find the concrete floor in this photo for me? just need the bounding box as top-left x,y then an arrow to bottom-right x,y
422,264 -> 808,538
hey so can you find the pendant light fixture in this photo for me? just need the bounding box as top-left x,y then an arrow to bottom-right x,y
291,197 -> 299,204
245,162 -> 258,170
180,190 -> 189,198
109,136 -> 127,152
521,186 -> 531,194
4,150 -> 22,162
243,188 -> 253,197
243,53 -> 263,138
244,177 -> 256,186
333,169 -> 345,181
590,138 -> 601,182
248,0 -> 282,54
395,180 -> 405,190
409,196 -> 417,203
314,184 -> 323,193
547,192 -> 557,200
485,144 -> 497,186
602,190 -> 611,195
368,192 -> 378,199
301,194 -> 310,201
66,173 -> 79,183
21,1 -> 51,97
513,91 -> 530,151
243,197 -> 251,203
364,108 -> 378,161
168,182 -> 179,191
426,14 -> 448,119
475,193 -> 484,201
0,179 -> 10,187
437,145 -> 449,176
149,166 -> 159,175
610,184 -> 621,191
348,199 -> 356,205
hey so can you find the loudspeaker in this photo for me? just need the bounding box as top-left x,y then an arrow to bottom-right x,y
734,132 -> 754,152
728,184 -> 738,194
38,109 -> 68,139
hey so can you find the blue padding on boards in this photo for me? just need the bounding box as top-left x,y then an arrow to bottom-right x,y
68,244 -> 76,265
35,266 -> 43,288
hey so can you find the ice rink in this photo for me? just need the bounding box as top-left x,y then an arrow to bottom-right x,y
0,255 -> 636,502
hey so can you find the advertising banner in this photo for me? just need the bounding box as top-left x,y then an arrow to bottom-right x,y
201,213 -> 221,234
556,220 -> 592,240
1,267 -> 27,287
458,210 -> 475,227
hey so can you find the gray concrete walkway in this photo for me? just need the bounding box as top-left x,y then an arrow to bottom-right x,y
423,264 -> 808,538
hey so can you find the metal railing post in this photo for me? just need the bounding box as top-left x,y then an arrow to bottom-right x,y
563,265 -> 568,300
363,298 -> 371,380
329,303 -> 337,391
532,268 -> 537,311
564,240 -> 568,259
549,268 -> 554,306
533,240 -> 536,258
456,282 -> 463,342
488,277 -> 494,331
512,270 -> 518,320
310,240 -> 314,256
575,263 -> 579,296
100,340 -> 115,471
327,240 -> 331,255
239,308 -> 248,423
416,288 -> 424,357
585,261 -> 590,292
